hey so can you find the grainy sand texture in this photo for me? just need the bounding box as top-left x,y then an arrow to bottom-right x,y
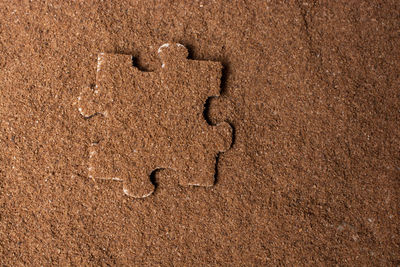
0,1 -> 399,265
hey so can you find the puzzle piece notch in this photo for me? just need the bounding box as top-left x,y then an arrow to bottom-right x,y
79,45 -> 221,118
79,43 -> 232,198
121,120 -> 232,198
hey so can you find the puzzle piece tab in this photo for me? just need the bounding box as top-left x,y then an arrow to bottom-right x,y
78,43 -> 232,198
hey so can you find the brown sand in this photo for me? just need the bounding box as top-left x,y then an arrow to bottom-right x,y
0,1 -> 399,265
78,44 -> 232,198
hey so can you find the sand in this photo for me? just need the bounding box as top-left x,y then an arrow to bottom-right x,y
0,1 -> 399,265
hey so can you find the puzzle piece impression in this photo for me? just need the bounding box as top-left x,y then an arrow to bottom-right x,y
78,43 -> 232,198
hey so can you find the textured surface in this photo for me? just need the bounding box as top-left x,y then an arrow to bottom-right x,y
0,1 -> 399,266
78,43 -> 232,198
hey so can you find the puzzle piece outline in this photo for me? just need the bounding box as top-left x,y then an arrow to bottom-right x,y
78,43 -> 232,198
